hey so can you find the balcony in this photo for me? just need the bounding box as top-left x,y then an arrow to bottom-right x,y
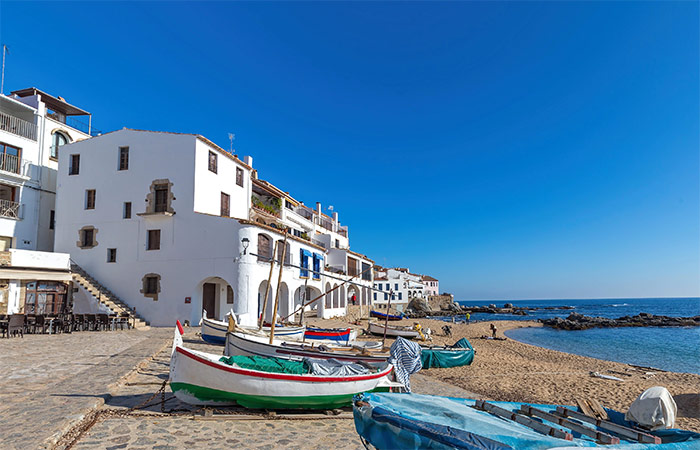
0,153 -> 21,175
0,199 -> 21,219
0,111 -> 37,141
338,226 -> 348,238
294,205 -> 314,221
316,215 -> 334,232
46,112 -> 101,137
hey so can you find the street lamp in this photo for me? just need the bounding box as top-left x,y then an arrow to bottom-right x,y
241,237 -> 250,255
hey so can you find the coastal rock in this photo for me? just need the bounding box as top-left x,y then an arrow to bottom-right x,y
407,297 -> 432,314
541,313 -> 700,330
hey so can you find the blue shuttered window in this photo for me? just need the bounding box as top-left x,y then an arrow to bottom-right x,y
300,249 -> 310,278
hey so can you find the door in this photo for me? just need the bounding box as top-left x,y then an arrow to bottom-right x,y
202,283 -> 216,318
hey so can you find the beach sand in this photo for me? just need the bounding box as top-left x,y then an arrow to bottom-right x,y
306,314 -> 700,432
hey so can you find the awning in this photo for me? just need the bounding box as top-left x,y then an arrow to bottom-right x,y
0,269 -> 72,281
313,252 -> 324,261
301,249 -> 312,257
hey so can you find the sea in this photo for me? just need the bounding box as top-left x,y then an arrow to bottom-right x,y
443,298 -> 700,375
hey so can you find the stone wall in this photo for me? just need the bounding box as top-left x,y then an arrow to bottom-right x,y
427,294 -> 456,311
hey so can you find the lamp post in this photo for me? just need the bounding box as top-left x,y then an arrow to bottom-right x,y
241,238 -> 249,255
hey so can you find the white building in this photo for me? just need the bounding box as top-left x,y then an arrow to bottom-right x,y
54,128 -> 374,326
421,274 -> 439,296
371,267 -> 426,312
0,88 -> 95,316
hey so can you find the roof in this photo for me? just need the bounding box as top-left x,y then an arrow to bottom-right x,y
421,275 -> 438,281
346,248 -> 374,263
374,277 -> 388,281
236,218 -> 327,252
11,87 -> 90,116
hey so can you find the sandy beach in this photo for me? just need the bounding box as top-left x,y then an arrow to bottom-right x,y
307,313 -> 700,433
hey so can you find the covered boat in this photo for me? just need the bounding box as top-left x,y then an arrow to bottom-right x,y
420,338 -> 475,369
170,324 -> 397,409
368,321 -> 426,340
353,392 -> 700,449
225,331 -> 389,364
200,312 -> 305,344
304,326 -> 357,344
370,310 -> 403,321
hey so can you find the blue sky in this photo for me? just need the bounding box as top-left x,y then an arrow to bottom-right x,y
2,2 -> 698,300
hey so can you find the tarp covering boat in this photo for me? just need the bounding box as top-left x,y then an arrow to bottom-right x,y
420,338 -> 475,369
353,392 -> 700,450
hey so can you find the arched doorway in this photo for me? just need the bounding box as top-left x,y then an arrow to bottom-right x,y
196,276 -> 234,321
277,282 -> 290,322
347,285 -> 359,307
257,280 -> 274,323
332,284 -> 339,308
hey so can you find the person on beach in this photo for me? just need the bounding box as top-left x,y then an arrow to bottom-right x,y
490,323 -> 497,338
351,293 -> 357,305
466,312 -> 471,323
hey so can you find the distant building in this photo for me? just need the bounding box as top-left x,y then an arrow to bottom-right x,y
371,266 -> 426,312
421,274 -> 439,296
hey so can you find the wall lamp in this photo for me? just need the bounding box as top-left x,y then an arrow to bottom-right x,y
241,238 -> 250,255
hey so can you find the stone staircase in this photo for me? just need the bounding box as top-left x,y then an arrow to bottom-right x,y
70,263 -> 149,328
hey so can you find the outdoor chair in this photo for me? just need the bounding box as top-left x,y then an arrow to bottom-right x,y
7,314 -> 25,338
73,314 -> 85,331
0,315 -> 7,338
85,314 -> 97,331
116,312 -> 131,330
97,314 -> 110,331
32,314 -> 47,334
25,314 -> 36,333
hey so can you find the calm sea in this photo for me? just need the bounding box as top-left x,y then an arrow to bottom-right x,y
449,298 -> 700,374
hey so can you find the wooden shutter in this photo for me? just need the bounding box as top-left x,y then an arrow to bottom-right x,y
257,234 -> 270,262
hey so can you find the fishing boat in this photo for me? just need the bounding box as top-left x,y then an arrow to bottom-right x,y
169,323 -> 397,409
200,312 -> 305,344
420,338 -> 475,369
353,392 -> 700,449
370,310 -> 403,321
225,331 -> 389,363
304,326 -> 357,344
367,321 -> 425,340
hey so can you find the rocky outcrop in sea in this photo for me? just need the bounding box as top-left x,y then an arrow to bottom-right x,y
540,312 -> 700,330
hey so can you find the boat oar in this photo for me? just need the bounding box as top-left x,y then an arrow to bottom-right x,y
269,230 -> 288,344
258,241 -> 279,330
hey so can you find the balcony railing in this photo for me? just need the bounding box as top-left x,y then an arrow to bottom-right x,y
0,199 -> 21,219
0,111 -> 37,141
311,238 -> 326,249
46,112 -> 101,137
294,206 -> 314,221
317,215 -> 334,231
338,226 -> 348,238
0,153 -> 21,174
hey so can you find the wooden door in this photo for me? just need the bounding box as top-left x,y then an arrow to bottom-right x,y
202,283 -> 216,318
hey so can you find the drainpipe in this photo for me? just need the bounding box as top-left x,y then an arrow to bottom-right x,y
33,96 -> 46,250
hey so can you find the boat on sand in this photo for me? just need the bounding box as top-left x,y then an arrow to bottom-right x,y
200,311 -> 304,344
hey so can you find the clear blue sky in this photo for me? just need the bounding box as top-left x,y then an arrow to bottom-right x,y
2,2 -> 698,300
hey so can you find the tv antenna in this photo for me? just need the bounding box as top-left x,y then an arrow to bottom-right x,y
228,133 -> 235,154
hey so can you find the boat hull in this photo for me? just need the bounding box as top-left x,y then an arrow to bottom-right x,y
370,310 -> 402,321
304,327 -> 357,344
201,316 -> 304,344
368,322 -> 421,339
169,345 -> 393,409
225,331 -> 389,363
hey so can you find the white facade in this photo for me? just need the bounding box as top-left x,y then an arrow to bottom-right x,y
54,129 -> 373,326
0,88 -> 92,252
421,275 -> 440,296
372,267 -> 426,312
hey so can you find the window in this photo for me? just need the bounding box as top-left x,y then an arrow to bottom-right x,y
118,146 -> 129,170
300,249 -> 310,278
226,285 -> 234,304
107,248 -> 117,263
141,273 -> 161,300
0,142 -> 21,174
398,292 -> 403,300
123,202 -> 132,219
385,283 -> 390,290
285,200 -> 293,210
236,167 -> 243,187
373,293 -> 377,301
208,151 -> 217,173
145,277 -> 158,294
276,240 -> 290,264
347,257 -> 358,277
69,154 -> 80,175
81,228 -> 94,247
384,293 -> 388,301
85,189 -> 96,210
24,281 -> 67,315
312,253 -> 322,280
220,192 -> 230,217
147,229 -> 161,250
335,239 -> 340,248
257,234 -> 271,262
154,184 -> 168,213
50,132 -> 68,160
378,284 -> 382,291
49,210 -> 55,230
362,263 -> 371,281
395,283 -> 399,290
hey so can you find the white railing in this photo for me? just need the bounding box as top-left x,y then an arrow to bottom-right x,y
0,111 -> 37,141
317,215 -> 333,231
294,206 -> 314,221
0,199 -> 21,219
0,153 -> 21,174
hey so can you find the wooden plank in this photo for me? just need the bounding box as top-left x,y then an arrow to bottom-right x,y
474,400 -> 573,441
587,398 -> 609,421
576,397 -> 595,417
555,407 -> 661,444
518,405 -> 619,445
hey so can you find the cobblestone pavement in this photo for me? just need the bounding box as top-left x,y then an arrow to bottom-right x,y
0,327 -> 172,450
65,329 -> 481,450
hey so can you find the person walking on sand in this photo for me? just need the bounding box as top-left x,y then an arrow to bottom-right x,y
351,293 -> 357,305
490,323 -> 497,338
466,312 -> 471,323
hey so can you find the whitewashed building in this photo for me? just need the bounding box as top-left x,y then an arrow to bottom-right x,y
421,274 -> 439,296
371,267 -> 426,312
0,88 -> 96,315
54,128 -> 374,326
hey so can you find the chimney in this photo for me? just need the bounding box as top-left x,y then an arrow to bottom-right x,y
244,155 -> 253,167
333,212 -> 338,223
316,202 -> 321,215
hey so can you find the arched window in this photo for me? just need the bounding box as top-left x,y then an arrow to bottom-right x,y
325,283 -> 331,308
257,234 -> 271,262
51,131 -> 69,159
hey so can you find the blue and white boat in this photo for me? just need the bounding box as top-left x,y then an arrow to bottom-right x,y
200,312 -> 305,344
353,392 -> 700,449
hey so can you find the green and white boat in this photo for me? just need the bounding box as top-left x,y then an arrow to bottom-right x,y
169,322 -> 398,409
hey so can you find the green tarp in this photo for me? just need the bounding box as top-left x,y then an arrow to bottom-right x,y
420,338 -> 475,369
219,355 -> 309,374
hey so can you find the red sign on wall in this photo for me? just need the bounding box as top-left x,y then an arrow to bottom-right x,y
184,297 -> 191,304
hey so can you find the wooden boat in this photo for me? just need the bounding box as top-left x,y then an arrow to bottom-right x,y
200,312 -> 305,344
367,321 -> 425,340
353,392 -> 700,449
169,323 -> 396,409
304,326 -> 357,344
420,338 -> 475,369
225,331 -> 389,363
370,310 -> 403,321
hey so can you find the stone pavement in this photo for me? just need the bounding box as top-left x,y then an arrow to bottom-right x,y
1,326 -> 481,449
0,327 -> 172,450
